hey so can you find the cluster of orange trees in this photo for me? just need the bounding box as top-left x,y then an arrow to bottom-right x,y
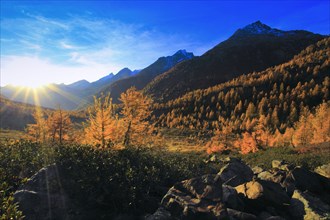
206,102 -> 330,154
27,88 -> 158,148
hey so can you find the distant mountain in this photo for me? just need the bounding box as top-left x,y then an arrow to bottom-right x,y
100,50 -> 194,102
145,21 -> 325,102
0,95 -> 46,130
0,95 -> 87,130
67,80 -> 90,90
78,68 -> 136,99
0,68 -> 136,110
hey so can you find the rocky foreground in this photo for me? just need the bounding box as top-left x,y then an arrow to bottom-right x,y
14,158 -> 330,220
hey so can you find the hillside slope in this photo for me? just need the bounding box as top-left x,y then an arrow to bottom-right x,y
0,96 -> 47,130
100,50 -> 194,103
152,37 -> 330,134
145,21 -> 325,102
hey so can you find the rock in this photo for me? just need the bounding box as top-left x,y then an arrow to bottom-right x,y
218,158 -> 253,187
280,174 -> 296,198
258,211 -> 286,220
209,154 -> 218,162
257,170 -> 285,184
252,166 -> 264,175
271,160 -> 293,171
222,185 -> 244,211
161,174 -> 229,219
315,163 -> 330,178
14,164 -> 70,220
235,180 -> 290,212
290,167 -> 330,195
227,208 -> 257,220
290,190 -> 330,220
181,174 -> 223,201
145,207 -> 174,220
221,157 -> 242,163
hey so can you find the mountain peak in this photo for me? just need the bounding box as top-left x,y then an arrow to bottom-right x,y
234,21 -> 285,37
173,49 -> 194,59
242,21 -> 272,32
116,68 -> 132,75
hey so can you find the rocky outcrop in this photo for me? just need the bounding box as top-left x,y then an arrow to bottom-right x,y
15,159 -> 330,220
14,164 -> 70,220
217,157 -> 254,187
235,180 -> 290,212
160,174 -> 228,219
149,159 -> 330,220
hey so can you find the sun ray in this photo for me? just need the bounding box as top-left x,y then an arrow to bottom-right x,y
9,86 -> 26,101
46,84 -> 90,107
32,88 -> 42,107
36,86 -> 52,100
23,87 -> 32,104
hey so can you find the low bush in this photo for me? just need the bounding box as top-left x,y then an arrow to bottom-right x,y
1,140 -> 329,219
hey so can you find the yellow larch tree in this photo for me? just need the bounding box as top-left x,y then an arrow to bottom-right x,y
311,102 -> 330,143
85,93 -> 118,148
293,107 -> 314,146
234,132 -> 258,154
47,108 -> 72,144
27,109 -> 47,143
119,87 -> 154,147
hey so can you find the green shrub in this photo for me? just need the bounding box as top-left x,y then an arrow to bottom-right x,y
0,182 -> 24,220
238,147 -> 330,169
1,140 -> 328,218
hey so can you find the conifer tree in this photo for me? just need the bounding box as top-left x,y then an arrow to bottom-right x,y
47,107 -> 72,144
311,102 -> 330,143
27,109 -> 47,143
85,93 -> 116,148
119,87 -> 153,147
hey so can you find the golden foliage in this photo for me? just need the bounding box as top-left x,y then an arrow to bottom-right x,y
235,132 -> 259,154
27,107 -> 72,144
47,108 -> 72,144
84,93 -> 123,148
27,109 -> 47,142
119,87 -> 155,146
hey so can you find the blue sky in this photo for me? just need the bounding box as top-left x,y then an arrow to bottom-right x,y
1,1 -> 329,87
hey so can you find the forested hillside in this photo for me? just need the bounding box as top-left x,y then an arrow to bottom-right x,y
145,22 -> 325,102
0,96 -> 86,131
0,96 -> 42,130
152,38 -> 330,149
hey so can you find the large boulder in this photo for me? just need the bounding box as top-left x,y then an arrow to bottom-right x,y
289,190 -> 330,220
14,164 -> 70,220
161,174 -> 228,219
227,208 -> 257,220
218,157 -> 254,187
289,167 -> 330,195
315,163 -> 330,178
145,207 -> 174,220
257,211 -> 286,220
222,185 -> 244,211
235,180 -> 290,213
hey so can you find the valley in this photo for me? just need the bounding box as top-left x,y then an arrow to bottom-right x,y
1,13 -> 329,220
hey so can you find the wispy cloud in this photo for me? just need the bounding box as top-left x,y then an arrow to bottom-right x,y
1,12 -> 212,86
